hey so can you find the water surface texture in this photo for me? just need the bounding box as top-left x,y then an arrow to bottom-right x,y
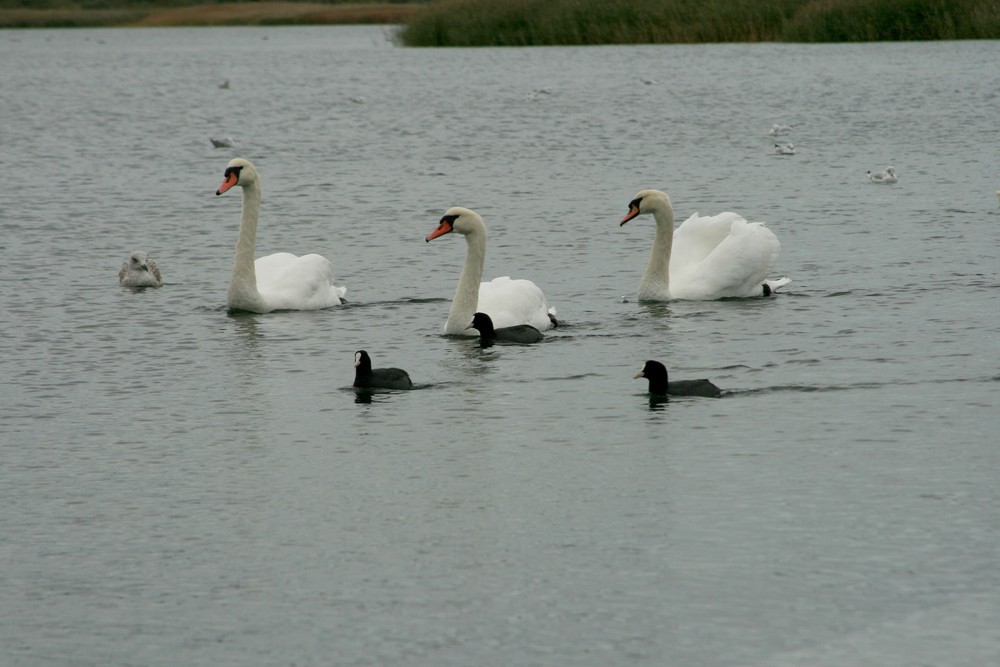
2,27 -> 999,666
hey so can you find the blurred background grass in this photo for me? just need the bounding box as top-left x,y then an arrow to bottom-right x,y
3,0 -> 998,43
0,0 -> 424,27
398,0 -> 1000,45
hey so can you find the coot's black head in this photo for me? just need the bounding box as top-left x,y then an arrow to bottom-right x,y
354,350 -> 372,372
466,312 -> 496,337
634,360 -> 669,394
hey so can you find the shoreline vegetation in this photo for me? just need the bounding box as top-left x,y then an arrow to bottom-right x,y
400,0 -> 1000,46
0,1 -> 423,28
2,0 -> 998,44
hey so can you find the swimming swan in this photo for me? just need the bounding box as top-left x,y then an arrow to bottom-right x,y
619,189 -> 790,301
119,250 -> 162,288
215,158 -> 346,313
425,206 -> 557,335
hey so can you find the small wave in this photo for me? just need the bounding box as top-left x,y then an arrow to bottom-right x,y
538,373 -> 604,382
734,382 -> 884,395
334,296 -> 450,309
733,374 -> 1000,395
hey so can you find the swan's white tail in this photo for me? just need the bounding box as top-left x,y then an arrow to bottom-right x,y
762,277 -> 792,296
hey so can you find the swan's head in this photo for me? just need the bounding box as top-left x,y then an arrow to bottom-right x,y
354,350 -> 371,370
620,189 -> 671,226
216,157 -> 258,195
128,250 -> 150,270
425,207 -> 484,242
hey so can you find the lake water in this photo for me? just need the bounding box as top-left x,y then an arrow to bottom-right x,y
2,26 -> 999,666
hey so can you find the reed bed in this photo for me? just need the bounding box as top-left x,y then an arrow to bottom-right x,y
0,0 -> 423,28
783,0 -> 1000,41
0,7 -> 148,27
398,0 -> 1000,46
4,0 -> 996,38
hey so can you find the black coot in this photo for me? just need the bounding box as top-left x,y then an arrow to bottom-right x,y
467,312 -> 544,346
353,350 -> 413,390
634,360 -> 721,397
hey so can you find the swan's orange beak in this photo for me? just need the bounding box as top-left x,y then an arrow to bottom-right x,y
620,204 -> 640,226
425,220 -> 453,242
216,172 -> 239,196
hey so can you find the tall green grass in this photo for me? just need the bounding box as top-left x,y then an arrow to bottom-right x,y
783,0 -> 1000,41
398,0 -> 1000,46
0,0 -> 423,6
0,0 -> 428,28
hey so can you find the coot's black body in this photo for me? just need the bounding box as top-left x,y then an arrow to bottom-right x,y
467,312 -> 544,346
635,360 -> 721,398
353,350 -> 413,390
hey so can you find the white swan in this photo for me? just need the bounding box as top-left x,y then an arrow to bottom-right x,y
619,189 -> 790,300
425,207 -> 557,335
769,123 -> 792,136
774,142 -> 795,155
867,166 -> 897,184
215,158 -> 346,313
119,250 -> 162,288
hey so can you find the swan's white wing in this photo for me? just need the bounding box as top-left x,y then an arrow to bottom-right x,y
670,212 -> 746,276
477,276 -> 555,331
670,219 -> 781,299
255,252 -> 346,310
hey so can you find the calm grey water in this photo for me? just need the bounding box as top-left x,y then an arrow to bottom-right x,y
2,26 -> 999,666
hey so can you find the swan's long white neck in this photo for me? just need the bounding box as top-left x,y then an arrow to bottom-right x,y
228,179 -> 265,310
445,220 -> 486,334
639,199 -> 674,300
